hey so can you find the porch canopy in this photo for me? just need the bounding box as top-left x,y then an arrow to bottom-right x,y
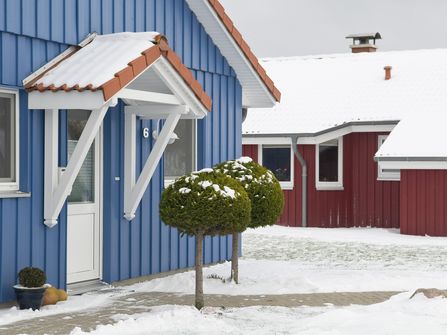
23,32 -> 212,227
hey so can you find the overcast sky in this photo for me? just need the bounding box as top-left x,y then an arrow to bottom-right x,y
220,0 -> 447,57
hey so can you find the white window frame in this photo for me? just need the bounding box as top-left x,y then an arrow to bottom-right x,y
164,119 -> 197,187
0,89 -> 20,194
258,144 -> 294,190
316,137 -> 343,191
377,135 -> 400,181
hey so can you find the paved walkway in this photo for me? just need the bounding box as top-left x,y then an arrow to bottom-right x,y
0,290 -> 401,335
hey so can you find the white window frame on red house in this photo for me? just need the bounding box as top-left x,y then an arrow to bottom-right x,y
0,89 -> 20,194
163,119 -> 197,187
377,135 -> 400,181
316,137 -> 343,190
258,144 -> 294,190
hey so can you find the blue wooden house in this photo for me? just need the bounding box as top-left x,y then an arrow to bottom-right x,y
0,0 -> 279,302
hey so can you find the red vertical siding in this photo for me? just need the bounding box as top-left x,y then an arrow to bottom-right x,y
400,170 -> 447,236
242,145 -> 258,162
242,133 -> 400,228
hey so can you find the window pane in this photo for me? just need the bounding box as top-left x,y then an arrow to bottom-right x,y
68,110 -> 95,203
262,146 -> 291,182
0,94 -> 14,181
164,119 -> 194,179
319,140 -> 338,182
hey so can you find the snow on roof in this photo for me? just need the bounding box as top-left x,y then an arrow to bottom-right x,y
36,32 -> 160,89
376,111 -> 447,159
243,49 -> 447,136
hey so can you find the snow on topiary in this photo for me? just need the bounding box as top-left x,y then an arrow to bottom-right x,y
160,168 -> 251,309
214,157 -> 284,283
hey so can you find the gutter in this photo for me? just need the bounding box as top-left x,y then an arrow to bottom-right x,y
291,135 -> 307,227
375,156 -> 447,162
244,120 -> 399,139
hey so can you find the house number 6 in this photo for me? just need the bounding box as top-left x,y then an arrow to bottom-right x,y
143,128 -> 150,139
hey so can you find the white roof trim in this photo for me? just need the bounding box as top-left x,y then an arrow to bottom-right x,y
186,0 -> 276,108
242,123 -> 396,145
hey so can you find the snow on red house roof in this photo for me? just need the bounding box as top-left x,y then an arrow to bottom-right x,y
243,49 -> 447,136
25,32 -> 212,111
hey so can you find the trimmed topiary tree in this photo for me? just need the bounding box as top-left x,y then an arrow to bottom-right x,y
215,157 -> 284,283
160,168 -> 251,309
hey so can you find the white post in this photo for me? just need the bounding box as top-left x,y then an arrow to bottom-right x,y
123,112 -> 136,220
44,103 -> 110,225
44,109 -> 59,227
123,111 -> 181,220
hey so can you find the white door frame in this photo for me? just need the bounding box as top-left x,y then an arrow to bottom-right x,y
67,126 -> 103,284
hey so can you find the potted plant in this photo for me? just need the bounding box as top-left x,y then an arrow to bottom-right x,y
13,267 -> 48,310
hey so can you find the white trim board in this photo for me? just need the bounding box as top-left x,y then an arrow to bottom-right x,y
185,0 -> 276,108
242,124 -> 396,145
378,160 -> 447,170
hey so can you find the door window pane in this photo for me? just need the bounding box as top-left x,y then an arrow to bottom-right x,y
164,119 -> 195,179
0,93 -> 15,182
319,139 -> 339,182
68,110 -> 95,203
262,146 -> 291,182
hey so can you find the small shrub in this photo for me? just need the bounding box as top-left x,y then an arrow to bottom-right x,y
18,267 -> 46,288
160,169 -> 250,236
215,157 -> 284,229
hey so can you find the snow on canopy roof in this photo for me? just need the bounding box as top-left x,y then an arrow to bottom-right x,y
243,49 -> 447,136
376,111 -> 447,159
25,32 -> 212,110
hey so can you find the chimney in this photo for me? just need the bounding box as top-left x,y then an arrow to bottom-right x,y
346,32 -> 382,53
384,66 -> 392,80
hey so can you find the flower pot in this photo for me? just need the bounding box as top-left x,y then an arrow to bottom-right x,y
13,285 -> 47,310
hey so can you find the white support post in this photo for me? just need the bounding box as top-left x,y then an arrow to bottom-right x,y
124,112 -> 136,214
123,110 -> 182,220
43,103 -> 110,226
44,109 -> 59,227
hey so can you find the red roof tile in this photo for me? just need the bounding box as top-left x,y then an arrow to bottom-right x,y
26,34 -> 213,112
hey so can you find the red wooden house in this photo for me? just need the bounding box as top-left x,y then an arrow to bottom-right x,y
243,35 -> 447,236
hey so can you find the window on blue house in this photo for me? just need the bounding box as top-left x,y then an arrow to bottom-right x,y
0,90 -> 19,192
164,119 -> 196,184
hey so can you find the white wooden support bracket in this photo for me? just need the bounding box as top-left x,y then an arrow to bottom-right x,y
43,103 -> 110,227
123,108 -> 184,221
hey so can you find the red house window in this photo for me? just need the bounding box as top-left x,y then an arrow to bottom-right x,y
260,145 -> 294,189
316,138 -> 343,190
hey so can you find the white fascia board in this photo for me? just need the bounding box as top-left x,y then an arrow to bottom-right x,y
152,58 -> 208,119
242,124 -> 396,145
117,88 -> 181,105
125,105 -> 190,119
378,160 -> 447,170
186,0 -> 275,108
242,137 -> 292,145
28,90 -> 105,110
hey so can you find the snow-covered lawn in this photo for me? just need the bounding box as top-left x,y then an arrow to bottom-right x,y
70,293 -> 447,335
3,226 -> 447,334
129,226 -> 447,294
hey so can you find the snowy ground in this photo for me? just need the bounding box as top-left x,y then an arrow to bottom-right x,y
69,293 -> 447,335
3,226 -> 447,334
128,226 -> 447,294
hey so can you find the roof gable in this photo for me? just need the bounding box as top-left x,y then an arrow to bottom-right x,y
24,32 -> 211,111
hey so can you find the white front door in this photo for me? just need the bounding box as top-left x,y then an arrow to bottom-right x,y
67,110 -> 102,284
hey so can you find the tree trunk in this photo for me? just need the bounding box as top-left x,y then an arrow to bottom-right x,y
195,231 -> 204,310
231,232 -> 239,284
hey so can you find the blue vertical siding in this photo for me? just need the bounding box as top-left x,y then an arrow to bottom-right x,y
0,0 -> 243,300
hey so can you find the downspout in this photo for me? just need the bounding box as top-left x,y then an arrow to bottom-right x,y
291,135 -> 307,227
